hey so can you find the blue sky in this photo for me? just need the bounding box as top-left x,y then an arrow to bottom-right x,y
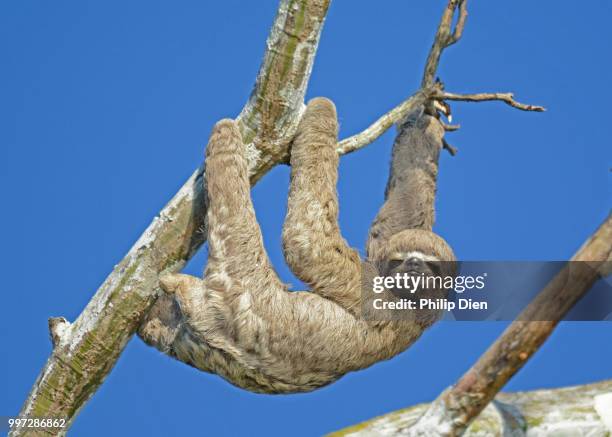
1,1 -> 611,436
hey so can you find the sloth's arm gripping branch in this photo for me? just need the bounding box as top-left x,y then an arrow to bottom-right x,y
283,98 -> 362,312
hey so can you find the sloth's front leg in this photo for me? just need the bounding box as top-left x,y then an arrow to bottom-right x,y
282,98 -> 362,315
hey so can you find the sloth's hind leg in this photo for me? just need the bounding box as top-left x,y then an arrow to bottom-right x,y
159,120 -> 281,324
203,119 -> 281,296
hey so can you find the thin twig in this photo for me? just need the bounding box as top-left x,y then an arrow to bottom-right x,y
336,83 -> 545,156
436,91 -> 545,112
448,0 -> 468,46
336,90 -> 432,155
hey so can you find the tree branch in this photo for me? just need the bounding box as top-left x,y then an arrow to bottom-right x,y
436,91 -> 545,112
404,213 -> 612,436
328,379 -> 612,436
336,90 -> 432,155
448,0 -> 468,46
13,1 -> 331,434
421,0 -> 467,88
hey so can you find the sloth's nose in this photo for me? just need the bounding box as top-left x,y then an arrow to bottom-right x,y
405,257 -> 424,271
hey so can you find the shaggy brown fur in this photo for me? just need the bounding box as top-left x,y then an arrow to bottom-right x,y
146,98 -> 455,393
367,111 -> 446,260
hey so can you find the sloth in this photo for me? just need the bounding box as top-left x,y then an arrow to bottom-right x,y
143,97 -> 456,393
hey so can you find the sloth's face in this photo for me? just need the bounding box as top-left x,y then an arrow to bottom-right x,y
382,251 -> 441,299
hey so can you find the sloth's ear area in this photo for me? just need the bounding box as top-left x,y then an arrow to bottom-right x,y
159,273 -> 202,298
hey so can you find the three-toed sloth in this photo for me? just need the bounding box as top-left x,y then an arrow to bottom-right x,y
154,98 -> 455,393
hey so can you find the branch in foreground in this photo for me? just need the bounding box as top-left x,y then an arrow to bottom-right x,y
436,91 -> 545,112
12,1 -> 331,434
405,213 -> 612,436
328,379 -> 612,436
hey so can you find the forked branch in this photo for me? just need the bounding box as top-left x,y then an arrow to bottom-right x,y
422,0 -> 468,88
448,0 -> 468,46
336,89 -> 544,158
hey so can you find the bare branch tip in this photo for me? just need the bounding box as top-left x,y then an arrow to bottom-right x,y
436,90 -> 546,113
449,0 -> 468,45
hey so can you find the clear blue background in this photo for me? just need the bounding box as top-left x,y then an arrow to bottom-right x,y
1,1 -> 611,436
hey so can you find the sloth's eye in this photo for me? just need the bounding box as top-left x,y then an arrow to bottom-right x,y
387,259 -> 403,271
426,261 -> 442,275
